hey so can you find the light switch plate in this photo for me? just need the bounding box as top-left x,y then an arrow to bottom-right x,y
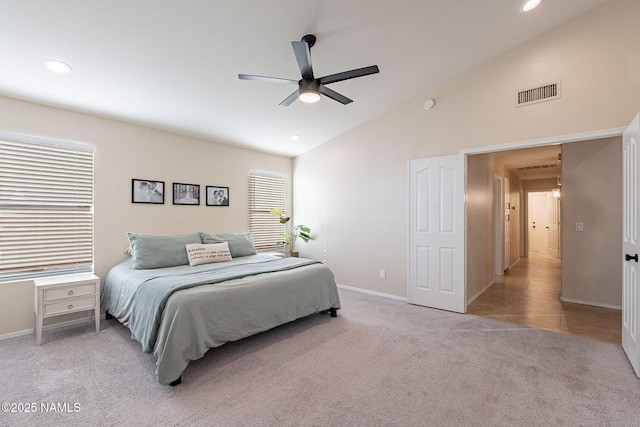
576,222 -> 584,232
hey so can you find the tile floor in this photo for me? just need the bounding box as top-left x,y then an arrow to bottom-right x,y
467,253 -> 622,344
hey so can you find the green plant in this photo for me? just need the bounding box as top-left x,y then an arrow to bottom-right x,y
270,208 -> 311,252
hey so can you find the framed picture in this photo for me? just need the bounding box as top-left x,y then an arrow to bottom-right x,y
206,186 -> 229,206
132,179 -> 165,204
173,183 -> 200,205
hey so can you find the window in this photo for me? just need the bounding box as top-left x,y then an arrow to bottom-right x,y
248,171 -> 287,251
0,134 -> 94,282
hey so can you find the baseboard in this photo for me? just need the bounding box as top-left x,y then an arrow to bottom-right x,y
467,280 -> 495,305
559,297 -> 622,311
508,258 -> 521,270
0,313 -> 106,341
337,284 -> 407,302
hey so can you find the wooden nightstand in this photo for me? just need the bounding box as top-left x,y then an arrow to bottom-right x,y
33,273 -> 100,345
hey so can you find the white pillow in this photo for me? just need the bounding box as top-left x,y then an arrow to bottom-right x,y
185,242 -> 232,266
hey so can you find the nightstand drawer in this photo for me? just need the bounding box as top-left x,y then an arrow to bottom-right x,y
44,296 -> 96,316
44,283 -> 96,301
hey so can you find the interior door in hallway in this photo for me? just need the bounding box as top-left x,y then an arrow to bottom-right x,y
528,192 -> 549,253
622,113 -> 640,377
504,178 -> 511,269
408,154 -> 466,313
547,192 -> 560,259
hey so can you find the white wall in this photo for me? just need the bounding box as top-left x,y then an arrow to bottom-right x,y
294,0 -> 640,298
493,160 -> 523,268
561,137 -> 622,307
0,96 -> 292,336
466,154 -> 494,302
466,154 -> 524,303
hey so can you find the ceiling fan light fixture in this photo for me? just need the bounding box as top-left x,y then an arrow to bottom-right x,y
521,0 -> 541,12
299,89 -> 321,104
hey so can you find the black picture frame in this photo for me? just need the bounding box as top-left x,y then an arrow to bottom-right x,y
206,186 -> 230,206
173,183 -> 200,205
132,179 -> 165,204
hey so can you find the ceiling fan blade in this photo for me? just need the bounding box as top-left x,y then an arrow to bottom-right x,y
238,74 -> 297,84
279,90 -> 300,106
291,41 -> 314,80
320,86 -> 352,105
319,65 -> 379,85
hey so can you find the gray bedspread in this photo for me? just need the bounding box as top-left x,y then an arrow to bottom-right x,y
101,254 -> 341,384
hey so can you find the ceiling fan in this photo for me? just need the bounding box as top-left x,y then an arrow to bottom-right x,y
238,34 -> 379,106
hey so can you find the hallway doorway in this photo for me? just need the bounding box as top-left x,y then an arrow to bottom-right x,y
466,138 -> 622,344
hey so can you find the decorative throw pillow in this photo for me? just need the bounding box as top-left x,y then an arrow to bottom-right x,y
127,232 -> 203,269
199,231 -> 257,258
185,242 -> 232,266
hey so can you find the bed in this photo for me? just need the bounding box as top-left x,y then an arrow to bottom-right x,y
100,232 -> 341,385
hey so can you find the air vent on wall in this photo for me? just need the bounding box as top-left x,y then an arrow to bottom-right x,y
516,164 -> 559,171
516,81 -> 561,107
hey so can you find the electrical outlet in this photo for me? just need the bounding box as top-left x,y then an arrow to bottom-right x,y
379,270 -> 386,279
576,222 -> 584,232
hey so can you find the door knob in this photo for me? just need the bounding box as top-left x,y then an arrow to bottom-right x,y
625,254 -> 638,262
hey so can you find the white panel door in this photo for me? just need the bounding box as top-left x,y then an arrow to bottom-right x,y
408,154 -> 465,313
528,192 -> 549,253
622,113 -> 640,377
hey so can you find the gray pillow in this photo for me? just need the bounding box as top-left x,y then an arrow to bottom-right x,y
127,232 -> 203,269
199,231 -> 257,258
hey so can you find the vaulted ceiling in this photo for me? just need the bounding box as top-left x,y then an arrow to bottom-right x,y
0,0 -> 608,157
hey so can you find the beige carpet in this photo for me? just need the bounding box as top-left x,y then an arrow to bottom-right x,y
1,288 -> 640,426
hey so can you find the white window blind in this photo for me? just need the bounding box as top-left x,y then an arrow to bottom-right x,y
248,171 -> 287,251
0,136 -> 94,282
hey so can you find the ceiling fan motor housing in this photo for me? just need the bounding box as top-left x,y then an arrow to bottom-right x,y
299,79 -> 320,92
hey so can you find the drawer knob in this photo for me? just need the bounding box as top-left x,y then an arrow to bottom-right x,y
68,304 -> 73,310
68,290 -> 74,296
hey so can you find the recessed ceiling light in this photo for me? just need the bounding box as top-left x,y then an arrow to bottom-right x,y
290,134 -> 301,141
521,0 -> 541,12
44,60 -> 72,74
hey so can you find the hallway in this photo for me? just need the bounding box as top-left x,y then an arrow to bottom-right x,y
467,253 -> 621,344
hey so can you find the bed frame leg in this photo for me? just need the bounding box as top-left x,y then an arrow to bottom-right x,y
105,311 -> 113,320
169,377 -> 182,387
330,308 -> 337,317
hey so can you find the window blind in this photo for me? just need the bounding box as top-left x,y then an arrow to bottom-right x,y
0,136 -> 94,282
248,171 -> 287,251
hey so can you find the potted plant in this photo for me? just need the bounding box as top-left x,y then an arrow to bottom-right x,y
270,208 -> 311,256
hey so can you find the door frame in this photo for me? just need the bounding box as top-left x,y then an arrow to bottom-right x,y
493,174 -> 505,276
461,127 -> 625,157
460,126 -> 625,292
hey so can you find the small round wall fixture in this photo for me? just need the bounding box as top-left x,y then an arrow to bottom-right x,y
423,98 -> 435,110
